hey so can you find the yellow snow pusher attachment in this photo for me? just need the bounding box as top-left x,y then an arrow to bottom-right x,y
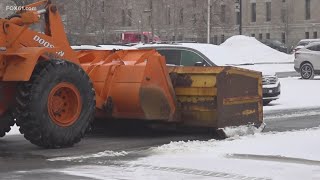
167,66 -> 263,129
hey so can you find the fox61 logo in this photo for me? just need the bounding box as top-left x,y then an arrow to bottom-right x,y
6,6 -> 37,11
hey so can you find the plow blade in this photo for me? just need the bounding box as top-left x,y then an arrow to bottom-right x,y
168,66 -> 263,129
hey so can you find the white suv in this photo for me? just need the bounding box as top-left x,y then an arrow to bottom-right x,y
292,39 -> 320,54
294,42 -> 320,79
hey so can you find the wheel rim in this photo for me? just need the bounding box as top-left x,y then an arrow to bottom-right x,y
301,65 -> 312,79
48,82 -> 82,127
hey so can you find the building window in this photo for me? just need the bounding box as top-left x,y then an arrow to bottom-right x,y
179,8 -> 184,24
266,2 -> 271,22
192,14 -> 197,25
251,3 -> 256,22
259,33 -> 263,40
221,35 -> 225,43
305,0 -> 311,20
282,32 -> 286,43
214,35 -> 218,45
305,32 -> 310,39
121,9 -> 126,26
148,15 -> 151,25
281,9 -> 286,23
251,34 -> 255,37
127,9 -> 132,26
167,7 -> 171,25
236,12 -> 240,25
314,32 -> 318,38
102,1 -> 105,12
266,33 -> 270,39
221,5 -> 226,23
193,0 -> 197,7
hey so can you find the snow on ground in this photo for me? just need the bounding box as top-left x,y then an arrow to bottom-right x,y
6,125 -> 20,136
48,150 -> 128,162
236,63 -> 294,75
72,45 -> 135,50
47,128 -> 320,180
144,127 -> 320,161
126,127 -> 320,180
264,77 -> 320,111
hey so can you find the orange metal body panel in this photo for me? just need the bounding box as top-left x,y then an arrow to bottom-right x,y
79,49 -> 177,121
0,1 -> 78,82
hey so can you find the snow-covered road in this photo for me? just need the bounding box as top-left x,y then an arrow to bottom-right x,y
41,77 -> 320,180
42,127 -> 320,180
3,77 -> 320,180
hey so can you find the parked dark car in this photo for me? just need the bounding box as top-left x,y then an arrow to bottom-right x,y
136,43 -> 280,105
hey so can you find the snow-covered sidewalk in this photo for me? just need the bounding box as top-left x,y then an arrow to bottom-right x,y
265,77 -> 320,111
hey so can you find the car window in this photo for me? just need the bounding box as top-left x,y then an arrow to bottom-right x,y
298,41 -> 309,46
157,50 -> 181,65
307,44 -> 320,51
181,50 -> 207,66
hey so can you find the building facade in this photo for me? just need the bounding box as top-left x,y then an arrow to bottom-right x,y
1,0 -> 318,48
241,0 -> 320,48
84,0 -> 319,48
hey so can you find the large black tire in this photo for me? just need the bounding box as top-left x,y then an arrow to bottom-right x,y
300,63 -> 315,80
0,111 -> 15,137
15,60 -> 95,148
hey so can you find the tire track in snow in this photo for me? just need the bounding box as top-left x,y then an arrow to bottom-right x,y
227,154 -> 320,166
111,163 -> 271,180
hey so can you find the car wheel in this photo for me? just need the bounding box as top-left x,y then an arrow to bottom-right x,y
263,100 -> 272,106
300,63 -> 315,80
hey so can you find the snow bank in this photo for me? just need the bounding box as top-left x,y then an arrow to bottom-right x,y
181,43 -> 247,66
183,36 -> 294,66
221,35 -> 294,64
181,42 -> 294,74
182,35 -> 294,65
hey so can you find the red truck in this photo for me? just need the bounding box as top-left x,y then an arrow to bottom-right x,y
121,32 -> 160,44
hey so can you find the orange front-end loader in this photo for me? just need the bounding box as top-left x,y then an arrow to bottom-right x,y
0,1 -> 263,148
